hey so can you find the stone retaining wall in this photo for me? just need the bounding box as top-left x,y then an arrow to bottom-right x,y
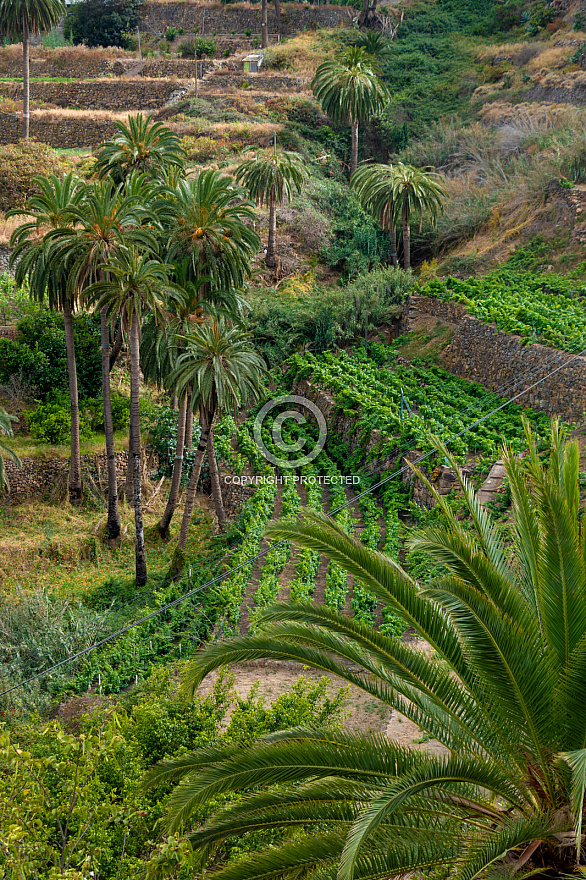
0,114 -> 117,147
402,294 -> 586,423
0,51 -> 131,79
203,70 -> 306,90
141,2 -> 352,34
0,79 -> 186,110
3,450 -> 130,503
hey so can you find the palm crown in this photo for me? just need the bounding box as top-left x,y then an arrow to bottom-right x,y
94,113 -> 186,183
147,421 -> 586,880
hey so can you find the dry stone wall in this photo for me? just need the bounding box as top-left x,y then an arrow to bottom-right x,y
402,294 -> 586,423
0,114 -> 117,147
141,2 -> 352,34
0,78 -> 186,110
3,451 -> 130,503
0,50 -> 130,79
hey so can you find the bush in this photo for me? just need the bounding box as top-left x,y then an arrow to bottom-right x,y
0,142 -> 71,213
63,0 -> 144,48
178,37 -> 217,58
81,392 -> 130,432
27,400 -> 72,444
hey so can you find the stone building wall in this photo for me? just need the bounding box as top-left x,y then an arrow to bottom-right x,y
402,294 -> 586,423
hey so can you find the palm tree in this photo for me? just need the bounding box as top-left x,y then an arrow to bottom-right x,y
312,47 -> 390,177
235,149 -> 307,270
94,113 -> 186,184
387,162 -> 446,270
348,30 -> 392,63
170,319 -> 266,552
161,170 -> 260,297
0,0 -> 65,139
0,408 -> 20,494
53,180 -> 157,539
351,162 -> 398,269
147,421 -> 586,880
85,248 -> 179,586
9,173 -> 85,502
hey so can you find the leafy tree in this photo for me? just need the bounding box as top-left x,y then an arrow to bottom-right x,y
162,170 -> 260,298
9,173 -> 86,502
149,422 -> 586,880
0,407 -> 20,493
169,319 -> 266,551
351,162 -> 399,268
94,113 -> 186,184
312,47 -> 390,176
386,162 -> 445,269
85,247 -> 179,586
63,0 -> 143,49
0,0 -> 65,138
235,149 -> 307,269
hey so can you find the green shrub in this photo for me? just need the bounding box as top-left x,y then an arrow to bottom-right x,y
0,141 -> 71,213
63,0 -> 144,49
26,398 -> 93,444
178,37 -> 217,58
81,392 -> 130,432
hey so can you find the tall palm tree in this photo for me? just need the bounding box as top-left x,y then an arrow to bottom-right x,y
235,149 -> 307,270
351,163 -> 398,268
161,170 -> 260,299
312,47 -> 390,177
0,0 -> 65,139
85,248 -> 179,586
387,162 -> 446,270
53,180 -> 157,539
169,320 -> 266,552
0,408 -> 20,494
147,421 -> 586,880
9,173 -> 85,502
94,113 -> 186,184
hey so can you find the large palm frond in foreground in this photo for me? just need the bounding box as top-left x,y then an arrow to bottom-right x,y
146,421 -> 586,880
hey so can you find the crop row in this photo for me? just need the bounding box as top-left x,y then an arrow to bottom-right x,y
423,269 -> 586,352
288,349 -> 550,459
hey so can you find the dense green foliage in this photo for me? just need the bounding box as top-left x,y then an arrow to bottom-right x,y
246,267 -> 412,365
63,0 -> 144,48
0,143 -> 71,213
287,346 -> 550,458
425,270 -> 586,351
0,310 -> 101,401
0,669 -> 346,880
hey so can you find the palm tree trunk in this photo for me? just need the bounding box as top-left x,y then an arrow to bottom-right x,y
101,307 -> 120,540
62,299 -> 82,504
177,411 -> 212,552
402,202 -> 410,271
350,120 -> 359,178
184,390 -> 194,448
109,322 -> 124,371
389,226 -> 398,269
265,189 -> 277,269
208,430 -> 226,529
125,439 -> 134,504
159,391 -> 188,539
273,0 -> 281,34
22,18 -> 30,140
261,0 -> 268,48
129,311 -> 147,586
170,392 -> 178,411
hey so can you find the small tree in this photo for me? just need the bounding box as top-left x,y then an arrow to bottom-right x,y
63,0 -> 143,49
170,319 -> 266,552
235,149 -> 307,270
351,162 -> 398,268
94,114 -> 186,184
387,162 -> 446,270
312,46 -> 390,177
0,0 -> 66,139
86,247 -> 180,586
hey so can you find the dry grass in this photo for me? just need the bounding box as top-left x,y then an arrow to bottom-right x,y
264,31 -> 335,78
28,107 -> 129,121
0,213 -> 23,245
0,44 -> 136,65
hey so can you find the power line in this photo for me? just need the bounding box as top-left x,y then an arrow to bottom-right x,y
2,342 -> 586,700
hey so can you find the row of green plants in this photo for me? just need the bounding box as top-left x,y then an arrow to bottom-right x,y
287,346 -> 552,460
423,269 -> 586,352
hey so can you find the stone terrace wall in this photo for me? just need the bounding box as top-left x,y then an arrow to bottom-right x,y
1,79 -> 186,110
0,51 -> 131,79
141,2 -> 352,34
403,295 -> 586,423
0,114 -> 117,147
203,71 -> 306,90
3,451 -> 130,503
